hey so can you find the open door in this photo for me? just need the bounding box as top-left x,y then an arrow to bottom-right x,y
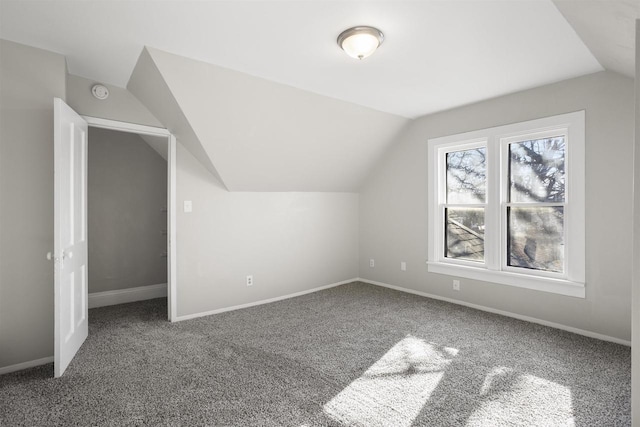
53,98 -> 88,377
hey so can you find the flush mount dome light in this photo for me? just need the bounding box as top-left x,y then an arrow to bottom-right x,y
337,26 -> 384,60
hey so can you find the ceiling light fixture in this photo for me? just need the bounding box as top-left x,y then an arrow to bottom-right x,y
337,26 -> 384,60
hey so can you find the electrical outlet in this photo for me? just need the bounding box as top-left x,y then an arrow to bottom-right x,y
246,275 -> 253,286
401,261 -> 406,271
453,280 -> 460,291
369,259 -> 375,268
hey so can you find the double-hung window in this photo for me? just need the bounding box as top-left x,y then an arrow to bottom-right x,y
427,111 -> 585,298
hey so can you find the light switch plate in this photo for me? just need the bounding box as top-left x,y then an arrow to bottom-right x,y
183,200 -> 193,213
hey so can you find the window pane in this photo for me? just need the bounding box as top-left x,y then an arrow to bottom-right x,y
507,207 -> 564,273
509,137 -> 565,203
446,147 -> 486,204
445,208 -> 485,262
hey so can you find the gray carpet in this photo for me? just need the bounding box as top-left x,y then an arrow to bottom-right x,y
0,282 -> 630,426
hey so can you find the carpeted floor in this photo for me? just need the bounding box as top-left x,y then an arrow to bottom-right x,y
0,282 -> 631,426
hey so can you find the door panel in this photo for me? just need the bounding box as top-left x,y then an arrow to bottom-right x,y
54,98 -> 88,377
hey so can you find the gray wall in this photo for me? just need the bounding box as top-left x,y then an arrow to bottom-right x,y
134,47 -> 409,192
66,74 -> 162,128
632,19 -> 639,425
88,127 -> 167,293
67,49 -> 361,321
175,144 -> 359,317
0,40 -> 66,368
359,70 -> 634,341
127,46 -> 361,318
1,39 -> 632,373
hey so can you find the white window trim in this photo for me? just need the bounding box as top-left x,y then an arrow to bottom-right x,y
427,111 -> 586,298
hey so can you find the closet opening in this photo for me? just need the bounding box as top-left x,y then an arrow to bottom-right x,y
85,118 -> 176,321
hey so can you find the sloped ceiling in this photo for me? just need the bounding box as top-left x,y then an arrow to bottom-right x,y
553,0 -> 639,78
1,0 -> 631,192
130,47 -> 409,192
127,48 -> 226,186
0,0 -> 604,118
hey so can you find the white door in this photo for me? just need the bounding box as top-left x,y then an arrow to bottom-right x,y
53,98 -> 88,377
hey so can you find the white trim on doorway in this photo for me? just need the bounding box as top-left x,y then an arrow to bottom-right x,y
168,135 -> 177,322
82,117 -> 170,137
82,116 -> 177,321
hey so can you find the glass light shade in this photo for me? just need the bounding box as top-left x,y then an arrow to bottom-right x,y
341,33 -> 379,59
337,26 -> 384,60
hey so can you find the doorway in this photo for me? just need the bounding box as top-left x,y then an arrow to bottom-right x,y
54,100 -> 176,377
84,117 -> 177,322
87,127 -> 169,313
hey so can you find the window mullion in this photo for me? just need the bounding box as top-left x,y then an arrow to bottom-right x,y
434,147 -> 447,263
485,137 -> 501,271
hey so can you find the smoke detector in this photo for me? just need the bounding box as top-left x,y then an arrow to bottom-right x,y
91,84 -> 109,100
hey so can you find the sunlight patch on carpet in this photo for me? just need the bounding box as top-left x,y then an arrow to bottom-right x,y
323,335 -> 456,427
467,367 -> 575,426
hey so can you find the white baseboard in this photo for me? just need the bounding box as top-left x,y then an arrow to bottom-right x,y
0,356 -> 53,376
173,278 -> 358,322
2,277 -> 626,376
89,283 -> 167,309
357,278 -> 631,346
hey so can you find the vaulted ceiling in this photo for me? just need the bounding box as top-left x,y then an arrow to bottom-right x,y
128,47 -> 409,191
553,0 -> 638,78
1,0 -> 636,191
1,0 -> 624,118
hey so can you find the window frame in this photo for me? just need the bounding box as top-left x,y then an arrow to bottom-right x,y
427,111 -> 585,298
440,139 -> 488,268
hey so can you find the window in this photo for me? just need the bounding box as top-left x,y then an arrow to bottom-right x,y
445,145 -> 487,263
428,111 -> 585,297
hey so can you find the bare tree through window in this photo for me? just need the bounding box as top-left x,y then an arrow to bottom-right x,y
445,148 -> 486,261
444,139 -> 566,272
508,137 -> 565,272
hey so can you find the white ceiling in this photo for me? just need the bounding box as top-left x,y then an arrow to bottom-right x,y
0,0 -> 608,119
553,0 -> 639,78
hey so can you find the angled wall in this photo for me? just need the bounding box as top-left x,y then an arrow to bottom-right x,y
138,47 -> 409,192
128,49 -> 226,187
359,70 -> 634,341
128,47 -> 360,319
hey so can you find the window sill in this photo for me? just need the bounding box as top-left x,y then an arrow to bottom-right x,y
426,262 -> 585,298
